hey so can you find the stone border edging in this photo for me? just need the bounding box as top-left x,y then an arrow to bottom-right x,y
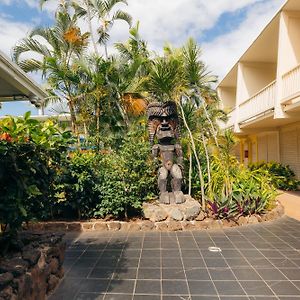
25,202 -> 285,232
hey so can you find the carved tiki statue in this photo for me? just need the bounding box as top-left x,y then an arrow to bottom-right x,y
147,101 -> 185,204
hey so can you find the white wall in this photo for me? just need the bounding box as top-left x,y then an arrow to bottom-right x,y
218,87 -> 236,110
277,12 -> 300,76
238,63 -> 277,104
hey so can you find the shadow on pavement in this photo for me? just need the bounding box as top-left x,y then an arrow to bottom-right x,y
48,232 -> 131,300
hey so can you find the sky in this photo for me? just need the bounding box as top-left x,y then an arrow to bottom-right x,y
0,0 -> 286,116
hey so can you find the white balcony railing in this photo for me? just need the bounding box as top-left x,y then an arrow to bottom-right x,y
226,108 -> 236,128
238,80 -> 276,123
282,64 -> 300,101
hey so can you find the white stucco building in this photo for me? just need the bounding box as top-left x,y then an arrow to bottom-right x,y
218,0 -> 300,178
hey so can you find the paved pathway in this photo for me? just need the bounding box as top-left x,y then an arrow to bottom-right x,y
49,216 -> 300,300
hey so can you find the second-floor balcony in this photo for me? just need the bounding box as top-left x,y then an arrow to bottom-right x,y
222,81 -> 276,130
282,64 -> 300,102
220,61 -> 300,132
239,80 -> 276,123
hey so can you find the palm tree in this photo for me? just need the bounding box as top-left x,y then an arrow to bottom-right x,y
39,0 -> 72,13
105,55 -> 142,128
74,50 -> 146,145
73,0 -> 132,58
71,0 -> 99,55
115,22 -> 149,67
180,39 -> 226,197
13,5 -> 89,135
74,55 -> 113,146
111,22 -> 151,122
78,23 -> 151,132
40,0 -> 100,56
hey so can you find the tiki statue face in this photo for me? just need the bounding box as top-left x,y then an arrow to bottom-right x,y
147,101 -> 179,144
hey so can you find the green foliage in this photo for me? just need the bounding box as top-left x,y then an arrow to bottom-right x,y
53,151 -> 101,219
232,169 -> 277,215
203,131 -> 277,219
0,112 -> 156,228
0,113 -> 73,235
249,162 -> 300,191
49,123 -> 157,220
94,123 -> 157,218
208,164 -> 277,220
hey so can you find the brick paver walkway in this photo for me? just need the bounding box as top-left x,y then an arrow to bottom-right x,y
49,216 -> 300,300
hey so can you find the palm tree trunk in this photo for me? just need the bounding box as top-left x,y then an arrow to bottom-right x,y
188,144 -> 192,196
201,131 -> 211,192
196,87 -> 219,148
96,101 -> 100,149
85,0 -> 99,55
202,103 -> 219,148
179,101 -> 206,210
104,42 -> 108,59
96,106 -> 100,133
83,121 -> 88,137
68,98 -> 78,137
116,93 -> 129,128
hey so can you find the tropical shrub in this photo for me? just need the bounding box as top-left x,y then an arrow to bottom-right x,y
51,123 -> 157,220
53,151 -> 101,219
249,162 -> 299,191
0,113 -> 72,235
94,124 -> 157,218
207,165 -> 277,220
205,131 -> 277,219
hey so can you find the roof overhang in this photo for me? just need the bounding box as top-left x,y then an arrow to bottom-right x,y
0,50 -> 47,107
217,0 -> 299,89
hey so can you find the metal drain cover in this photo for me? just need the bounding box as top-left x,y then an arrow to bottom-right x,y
208,246 -> 222,252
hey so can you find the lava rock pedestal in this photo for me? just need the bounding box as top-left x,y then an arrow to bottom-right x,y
143,195 -> 202,222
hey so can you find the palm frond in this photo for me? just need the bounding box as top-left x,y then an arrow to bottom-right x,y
146,57 -> 185,102
129,21 -> 140,39
72,2 -> 88,17
39,0 -> 48,9
111,10 -> 132,27
13,38 -> 51,62
104,0 -> 128,12
90,0 -> 106,15
97,27 -> 110,44
114,42 -> 132,61
17,59 -> 44,73
182,38 -> 203,86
